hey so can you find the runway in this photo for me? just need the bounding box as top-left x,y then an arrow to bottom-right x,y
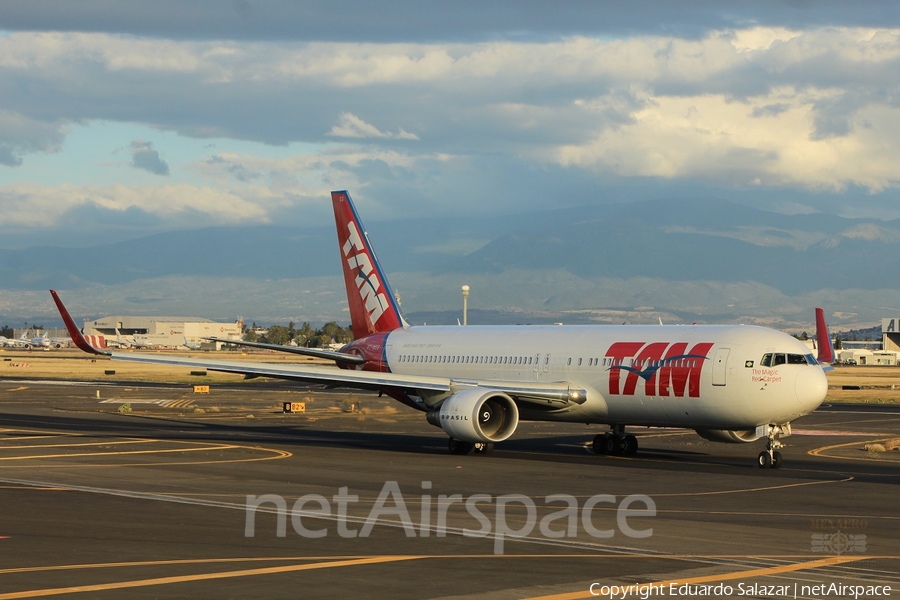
0,380 -> 897,599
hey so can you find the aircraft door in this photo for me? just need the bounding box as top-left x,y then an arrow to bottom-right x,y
712,348 -> 729,386
543,354 -> 551,373
533,353 -> 541,379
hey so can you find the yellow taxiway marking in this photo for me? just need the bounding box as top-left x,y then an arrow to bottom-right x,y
0,556 -> 389,575
0,428 -> 83,437
0,554 -> 894,577
809,437 -> 900,462
0,554 -> 886,599
0,556 -> 422,599
0,439 -> 160,450
0,444 -> 237,461
645,476 -> 852,498
0,436 -> 291,468
525,555 -> 869,600
0,452 -> 292,469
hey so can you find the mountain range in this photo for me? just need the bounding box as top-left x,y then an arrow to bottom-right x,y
3,198 -> 899,332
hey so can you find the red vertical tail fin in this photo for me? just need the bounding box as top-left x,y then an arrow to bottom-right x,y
331,191 -> 407,339
815,308 -> 835,365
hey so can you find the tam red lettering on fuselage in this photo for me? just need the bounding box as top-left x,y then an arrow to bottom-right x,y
605,342 -> 715,398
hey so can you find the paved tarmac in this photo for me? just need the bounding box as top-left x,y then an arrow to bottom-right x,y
0,379 -> 897,599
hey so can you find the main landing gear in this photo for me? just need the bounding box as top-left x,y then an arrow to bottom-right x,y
592,427 -> 638,457
448,438 -> 494,455
757,424 -> 789,469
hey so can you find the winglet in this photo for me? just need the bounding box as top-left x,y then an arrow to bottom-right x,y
815,307 -> 835,366
49,290 -> 111,356
331,191 -> 407,339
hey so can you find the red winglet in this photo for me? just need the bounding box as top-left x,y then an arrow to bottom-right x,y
49,290 -> 110,356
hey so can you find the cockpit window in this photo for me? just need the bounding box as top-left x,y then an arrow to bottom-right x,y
760,352 -> 815,367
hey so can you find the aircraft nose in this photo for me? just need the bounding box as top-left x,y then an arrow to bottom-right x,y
795,367 -> 828,412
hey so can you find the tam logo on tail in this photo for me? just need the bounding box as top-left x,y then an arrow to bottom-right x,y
332,191 -> 405,339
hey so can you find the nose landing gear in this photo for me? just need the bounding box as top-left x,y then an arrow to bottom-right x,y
757,423 -> 790,469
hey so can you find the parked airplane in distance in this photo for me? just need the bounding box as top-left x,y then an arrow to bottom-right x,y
182,337 -> 202,351
51,190 -> 833,469
114,328 -> 136,348
0,332 -> 28,348
114,329 -> 157,349
25,330 -> 68,349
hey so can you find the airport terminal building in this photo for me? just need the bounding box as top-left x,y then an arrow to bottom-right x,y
82,316 -> 243,349
834,317 -> 900,365
884,318 -> 900,354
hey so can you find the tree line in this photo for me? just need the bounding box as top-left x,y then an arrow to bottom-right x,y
243,321 -> 354,348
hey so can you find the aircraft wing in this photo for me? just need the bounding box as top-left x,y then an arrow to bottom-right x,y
203,336 -> 365,365
107,351 -> 450,391
50,290 -> 585,407
106,352 -> 584,405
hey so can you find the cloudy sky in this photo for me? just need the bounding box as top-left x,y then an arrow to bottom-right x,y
1,1 -> 899,248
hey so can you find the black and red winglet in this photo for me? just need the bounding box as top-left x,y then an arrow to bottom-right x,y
49,290 -> 112,356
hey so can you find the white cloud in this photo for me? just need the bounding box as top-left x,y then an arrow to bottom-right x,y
327,112 -> 419,140
0,182 -> 269,227
0,25 -> 898,219
553,87 -> 900,192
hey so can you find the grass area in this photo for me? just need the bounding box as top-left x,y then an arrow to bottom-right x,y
826,365 -> 900,404
0,348 -> 332,384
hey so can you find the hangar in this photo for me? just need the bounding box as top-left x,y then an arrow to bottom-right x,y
884,318 -> 900,355
82,316 -> 243,349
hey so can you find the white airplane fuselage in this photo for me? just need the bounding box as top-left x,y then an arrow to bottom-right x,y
353,323 -> 827,430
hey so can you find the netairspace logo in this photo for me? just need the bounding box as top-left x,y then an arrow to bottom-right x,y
244,480 -> 656,554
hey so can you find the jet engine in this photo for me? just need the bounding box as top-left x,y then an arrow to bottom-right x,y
426,389 -> 519,443
695,428 -> 762,444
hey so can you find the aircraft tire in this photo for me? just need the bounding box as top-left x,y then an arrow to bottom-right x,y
623,434 -> 638,456
448,438 -> 474,455
757,451 -> 770,468
592,434 -> 607,455
605,434 -> 621,455
473,442 -> 494,455
771,451 -> 783,469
